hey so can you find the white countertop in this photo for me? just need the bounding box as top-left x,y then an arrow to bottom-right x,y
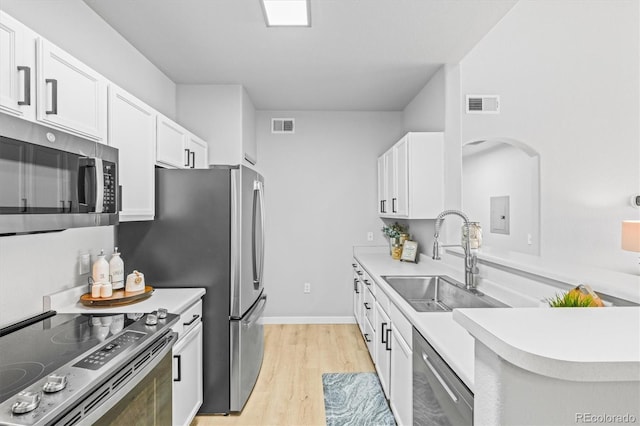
353,246 -> 640,390
453,306 -> 640,382
353,247 -> 478,391
45,286 -> 206,315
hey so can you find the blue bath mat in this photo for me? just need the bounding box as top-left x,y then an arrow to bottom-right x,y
322,372 -> 396,426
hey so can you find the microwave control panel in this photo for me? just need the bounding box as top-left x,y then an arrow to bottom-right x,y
103,161 -> 117,213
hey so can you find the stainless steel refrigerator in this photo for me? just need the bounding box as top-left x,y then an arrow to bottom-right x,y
117,165 -> 266,414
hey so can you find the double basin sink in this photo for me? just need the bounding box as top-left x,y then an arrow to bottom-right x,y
382,275 -> 508,312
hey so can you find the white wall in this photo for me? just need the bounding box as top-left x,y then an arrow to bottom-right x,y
0,0 -> 177,118
0,227 -> 115,326
176,84 -> 256,167
403,66 -> 446,132
458,0 -> 640,274
257,111 -> 403,320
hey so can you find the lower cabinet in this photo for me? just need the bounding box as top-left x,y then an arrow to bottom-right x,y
375,301 -> 391,399
173,321 -> 203,426
390,329 -> 413,426
351,257 -> 413,426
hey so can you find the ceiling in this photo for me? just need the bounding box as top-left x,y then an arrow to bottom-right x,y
83,0 -> 517,111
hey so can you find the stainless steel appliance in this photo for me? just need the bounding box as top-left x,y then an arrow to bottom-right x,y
413,327 -> 474,426
0,310 -> 177,425
0,113 -> 119,235
117,165 -> 267,414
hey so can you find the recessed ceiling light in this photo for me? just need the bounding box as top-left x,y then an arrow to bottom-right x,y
261,0 -> 310,27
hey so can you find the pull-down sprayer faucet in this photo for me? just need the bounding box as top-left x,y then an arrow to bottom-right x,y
432,210 -> 480,291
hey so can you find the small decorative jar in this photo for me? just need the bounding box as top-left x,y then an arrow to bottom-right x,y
391,239 -> 403,260
462,222 -> 482,249
399,233 -> 410,245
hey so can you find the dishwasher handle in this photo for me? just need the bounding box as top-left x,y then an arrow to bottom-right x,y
422,352 -> 458,403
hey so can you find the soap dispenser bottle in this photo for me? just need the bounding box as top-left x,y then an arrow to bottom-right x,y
92,250 -> 109,283
109,247 -> 125,290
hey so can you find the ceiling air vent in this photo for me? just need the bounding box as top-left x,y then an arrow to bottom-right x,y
271,118 -> 295,134
466,95 -> 500,114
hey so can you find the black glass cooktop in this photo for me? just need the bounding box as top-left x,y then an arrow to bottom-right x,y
0,313 -> 140,403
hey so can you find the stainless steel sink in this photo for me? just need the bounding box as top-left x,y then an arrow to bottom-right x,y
381,275 -> 508,312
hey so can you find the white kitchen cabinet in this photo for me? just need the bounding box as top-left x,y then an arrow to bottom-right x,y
390,329 -> 413,426
173,321 -> 203,426
377,132 -> 444,219
375,300 -> 391,399
0,11 -> 36,121
156,114 -> 188,168
36,39 -> 107,143
108,85 -> 156,221
186,133 -> 208,169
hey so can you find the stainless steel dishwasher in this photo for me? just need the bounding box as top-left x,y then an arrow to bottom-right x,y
413,327 -> 474,425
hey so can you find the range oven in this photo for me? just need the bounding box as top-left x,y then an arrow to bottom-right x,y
0,113 -> 119,235
0,311 -> 177,425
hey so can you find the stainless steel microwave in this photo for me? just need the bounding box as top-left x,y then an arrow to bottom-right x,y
0,113 -> 119,235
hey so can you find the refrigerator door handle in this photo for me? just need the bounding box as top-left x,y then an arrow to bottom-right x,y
242,295 -> 267,328
252,180 -> 265,288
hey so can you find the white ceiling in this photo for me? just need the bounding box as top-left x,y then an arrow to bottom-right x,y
83,0 -> 517,111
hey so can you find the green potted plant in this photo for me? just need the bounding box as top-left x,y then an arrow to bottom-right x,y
381,222 -> 409,255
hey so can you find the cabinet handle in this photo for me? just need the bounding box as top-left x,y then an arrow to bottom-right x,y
190,150 -> 195,168
173,354 -> 182,382
385,329 -> 392,351
17,66 -> 31,106
364,302 -> 370,310
352,263 -> 357,268
353,278 -> 359,294
380,200 -> 384,213
183,314 -> 200,326
392,198 -> 396,213
381,322 -> 387,344
45,78 -> 57,114
364,333 -> 371,343
356,270 -> 363,276
382,200 -> 386,213
184,148 -> 190,167
364,279 -> 370,286
21,198 -> 27,213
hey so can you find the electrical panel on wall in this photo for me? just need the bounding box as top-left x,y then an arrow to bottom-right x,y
466,95 -> 500,114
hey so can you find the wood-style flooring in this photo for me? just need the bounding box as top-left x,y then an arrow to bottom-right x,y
192,324 -> 375,426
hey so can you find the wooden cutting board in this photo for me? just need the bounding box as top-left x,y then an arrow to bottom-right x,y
79,286 -> 154,306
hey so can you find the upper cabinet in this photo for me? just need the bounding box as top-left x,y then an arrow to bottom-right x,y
108,85 -> 157,221
157,114 -> 209,170
36,39 -> 108,143
186,133 -> 208,169
377,132 -> 444,219
0,11 -> 36,121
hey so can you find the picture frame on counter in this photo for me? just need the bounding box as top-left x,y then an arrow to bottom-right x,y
400,240 -> 418,263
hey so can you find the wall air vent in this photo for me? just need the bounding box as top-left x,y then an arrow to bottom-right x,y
466,95 -> 500,114
271,118 -> 295,134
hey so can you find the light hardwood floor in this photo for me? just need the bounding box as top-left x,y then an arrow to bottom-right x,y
192,324 -> 375,426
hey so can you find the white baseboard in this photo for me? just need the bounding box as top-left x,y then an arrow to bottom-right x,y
263,316 -> 356,325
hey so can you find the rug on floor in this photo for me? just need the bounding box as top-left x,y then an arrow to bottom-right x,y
322,372 -> 396,426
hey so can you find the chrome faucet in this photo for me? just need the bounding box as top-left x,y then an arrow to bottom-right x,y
432,209 -> 480,291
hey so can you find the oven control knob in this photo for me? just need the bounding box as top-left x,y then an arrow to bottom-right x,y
157,308 -> 168,319
11,390 -> 41,414
43,374 -> 67,393
145,313 -> 158,326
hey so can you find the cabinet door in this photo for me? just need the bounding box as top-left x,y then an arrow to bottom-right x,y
173,321 -> 203,426
36,39 -> 107,142
186,134 -> 208,169
390,331 -> 413,426
108,85 -> 156,221
384,150 -> 394,216
375,302 -> 391,399
0,11 -> 36,121
393,137 -> 408,216
156,115 -> 187,168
